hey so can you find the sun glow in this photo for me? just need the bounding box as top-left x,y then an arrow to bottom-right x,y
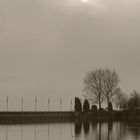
82,0 -> 88,3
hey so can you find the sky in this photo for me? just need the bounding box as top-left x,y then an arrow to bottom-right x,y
0,0 -> 140,111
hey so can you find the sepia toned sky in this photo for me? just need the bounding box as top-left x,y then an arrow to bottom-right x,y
0,0 -> 140,110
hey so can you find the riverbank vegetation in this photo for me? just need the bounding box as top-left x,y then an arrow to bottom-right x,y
74,68 -> 140,119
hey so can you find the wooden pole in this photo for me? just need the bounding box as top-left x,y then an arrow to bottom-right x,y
6,96 -> 8,112
35,97 -> 37,112
60,98 -> 62,111
21,97 -> 23,112
48,98 -> 50,112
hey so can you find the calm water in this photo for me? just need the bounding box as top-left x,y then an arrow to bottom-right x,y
0,121 -> 140,140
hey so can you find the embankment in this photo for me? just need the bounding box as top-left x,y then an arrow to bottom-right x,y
0,111 -> 139,124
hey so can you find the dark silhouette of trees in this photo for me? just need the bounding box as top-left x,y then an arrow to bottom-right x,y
83,69 -> 105,110
127,91 -> 140,110
115,90 -> 140,111
115,91 -> 128,110
83,68 -> 120,110
92,105 -> 97,112
102,69 -> 120,110
83,99 -> 90,112
74,97 -> 82,112
108,102 -> 113,111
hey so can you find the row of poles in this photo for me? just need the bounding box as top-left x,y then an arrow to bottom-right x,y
5,97 -> 73,112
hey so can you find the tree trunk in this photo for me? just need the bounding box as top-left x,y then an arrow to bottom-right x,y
99,94 -> 101,110
99,101 -> 101,110
107,98 -> 110,110
99,122 -> 101,140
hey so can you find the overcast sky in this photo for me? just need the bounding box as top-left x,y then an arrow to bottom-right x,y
0,0 -> 140,110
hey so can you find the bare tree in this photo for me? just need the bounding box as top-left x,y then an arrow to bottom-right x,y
83,69 -> 105,110
83,68 -> 120,110
115,90 -> 128,110
102,69 -> 120,109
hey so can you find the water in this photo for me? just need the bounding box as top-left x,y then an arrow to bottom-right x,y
0,121 -> 140,140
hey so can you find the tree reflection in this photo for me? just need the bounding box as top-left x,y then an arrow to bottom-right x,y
99,122 -> 101,140
75,122 -> 82,136
127,122 -> 140,140
97,122 -> 113,140
108,121 -> 113,140
75,121 -> 140,140
83,122 -> 90,135
91,122 -> 98,140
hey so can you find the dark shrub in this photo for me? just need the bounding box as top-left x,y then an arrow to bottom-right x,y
92,105 -> 97,112
83,99 -> 90,112
127,91 -> 140,111
74,97 -> 82,112
108,102 -> 113,111
98,108 -> 106,112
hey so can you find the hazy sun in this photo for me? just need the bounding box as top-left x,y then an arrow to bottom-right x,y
82,0 -> 88,3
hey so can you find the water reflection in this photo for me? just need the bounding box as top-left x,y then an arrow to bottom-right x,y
74,121 -> 140,140
6,126 -> 8,140
34,125 -> 37,140
108,121 -> 113,140
48,123 -> 50,140
83,122 -> 90,135
99,123 -> 101,140
75,122 -> 82,136
21,125 -> 23,140
126,122 -> 140,140
1,121 -> 140,140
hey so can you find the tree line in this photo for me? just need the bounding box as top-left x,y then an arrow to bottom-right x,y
75,97 -> 91,112
75,68 -> 140,112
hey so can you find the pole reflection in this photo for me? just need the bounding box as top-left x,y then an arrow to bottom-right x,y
21,125 -> 23,140
48,123 -> 50,140
35,125 -> 37,140
2,121 -> 140,140
6,126 -> 8,140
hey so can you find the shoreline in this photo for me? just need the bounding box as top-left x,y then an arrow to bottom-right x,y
0,111 -> 139,124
